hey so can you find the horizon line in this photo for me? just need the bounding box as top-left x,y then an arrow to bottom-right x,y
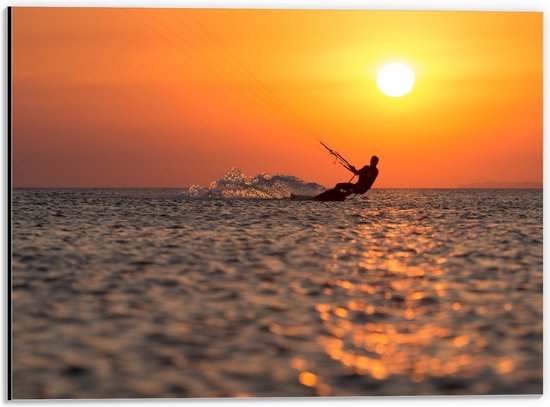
11,186 -> 543,190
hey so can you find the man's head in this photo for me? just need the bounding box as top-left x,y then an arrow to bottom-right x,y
370,155 -> 379,167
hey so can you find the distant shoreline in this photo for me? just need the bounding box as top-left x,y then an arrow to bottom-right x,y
457,181 -> 542,189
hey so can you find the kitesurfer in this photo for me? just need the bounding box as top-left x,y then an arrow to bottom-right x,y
335,155 -> 379,196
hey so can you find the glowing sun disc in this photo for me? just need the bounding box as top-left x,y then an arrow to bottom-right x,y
377,63 -> 415,97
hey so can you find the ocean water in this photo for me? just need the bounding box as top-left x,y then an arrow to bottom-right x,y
11,188 -> 543,398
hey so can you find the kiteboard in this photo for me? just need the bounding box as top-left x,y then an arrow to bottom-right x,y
313,188 -> 349,201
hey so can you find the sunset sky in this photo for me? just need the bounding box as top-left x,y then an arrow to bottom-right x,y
12,8 -> 542,188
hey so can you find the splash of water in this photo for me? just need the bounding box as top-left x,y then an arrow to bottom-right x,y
183,167 -> 326,199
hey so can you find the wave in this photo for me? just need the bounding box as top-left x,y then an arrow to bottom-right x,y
182,167 -> 326,199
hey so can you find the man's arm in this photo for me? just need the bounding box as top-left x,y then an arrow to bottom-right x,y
349,165 -> 359,175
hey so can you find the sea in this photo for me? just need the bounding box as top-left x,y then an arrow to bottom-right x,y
11,183 -> 543,398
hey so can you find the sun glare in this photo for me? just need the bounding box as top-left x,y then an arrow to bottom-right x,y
377,63 -> 415,97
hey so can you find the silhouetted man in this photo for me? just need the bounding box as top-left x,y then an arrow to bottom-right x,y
336,155 -> 379,196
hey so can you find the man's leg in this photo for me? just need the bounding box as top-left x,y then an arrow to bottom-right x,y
335,182 -> 354,191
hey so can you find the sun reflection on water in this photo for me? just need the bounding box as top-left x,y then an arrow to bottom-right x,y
302,211 -> 528,392
314,298 -> 495,384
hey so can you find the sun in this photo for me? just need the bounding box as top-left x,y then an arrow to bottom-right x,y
377,63 -> 415,97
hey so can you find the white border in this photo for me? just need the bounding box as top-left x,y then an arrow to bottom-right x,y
0,1 -> 546,11
1,1 -> 547,406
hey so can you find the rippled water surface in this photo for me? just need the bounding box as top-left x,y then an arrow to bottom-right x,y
11,189 -> 543,398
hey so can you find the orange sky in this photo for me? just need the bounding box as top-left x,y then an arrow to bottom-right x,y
12,8 -> 542,188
